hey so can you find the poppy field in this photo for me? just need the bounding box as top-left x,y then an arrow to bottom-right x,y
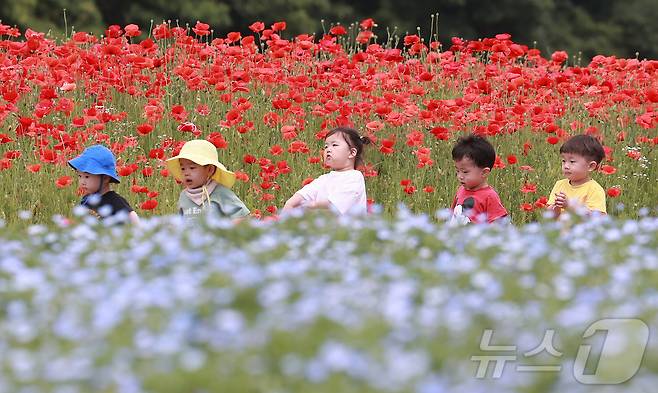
0,19 -> 656,225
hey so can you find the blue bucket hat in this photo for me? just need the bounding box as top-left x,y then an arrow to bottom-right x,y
68,145 -> 120,183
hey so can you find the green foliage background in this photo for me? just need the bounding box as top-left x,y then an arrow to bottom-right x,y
2,0 -> 657,60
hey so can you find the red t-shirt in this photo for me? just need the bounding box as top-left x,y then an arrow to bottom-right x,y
451,185 -> 508,223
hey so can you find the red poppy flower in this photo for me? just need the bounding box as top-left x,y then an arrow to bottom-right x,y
160,169 -> 170,177
105,24 -> 123,38
147,191 -> 159,198
405,130 -> 424,147
626,150 -> 642,160
400,179 -> 411,186
136,123 -> 154,135
600,165 -> 617,175
226,31 -> 241,43
635,112 -> 654,129
430,127 -> 449,140
302,177 -> 314,186
269,145 -> 283,156
356,30 -> 374,44
40,149 -> 57,163
380,138 -> 396,154
124,24 -> 141,37
141,199 -> 158,210
249,21 -> 265,33
244,154 -> 257,164
271,21 -> 286,32
142,167 -> 153,177
404,185 -> 416,195
506,154 -> 517,165
281,125 -> 297,140
546,136 -> 560,145
288,141 -> 310,154
0,158 -> 12,171
277,160 -> 291,174
534,196 -> 548,209
3,150 -> 21,160
646,88 -> 658,103
494,156 -> 506,169
102,45 -> 122,56
360,164 -> 378,177
192,21 -> 210,36
117,165 -> 134,177
423,186 -> 434,193
171,105 -> 188,122
207,132 -> 227,149
607,187 -> 622,198
360,18 -> 376,29
131,185 -> 149,193
235,171 -> 249,182
148,148 -> 165,160
0,134 -> 13,144
551,51 -> 568,64
329,25 -> 347,36
55,176 -> 72,188
26,164 -> 41,173
195,104 -> 210,116
404,34 -> 420,46
521,182 -> 537,193
523,142 -> 532,156
520,202 -> 534,212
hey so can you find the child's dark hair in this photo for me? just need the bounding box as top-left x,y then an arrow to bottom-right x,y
326,127 -> 371,168
559,134 -> 605,164
451,134 -> 496,169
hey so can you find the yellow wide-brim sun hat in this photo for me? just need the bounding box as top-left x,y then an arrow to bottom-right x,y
166,140 -> 236,188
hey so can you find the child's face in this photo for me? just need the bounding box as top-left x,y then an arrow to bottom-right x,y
77,171 -> 104,195
179,158 -> 215,189
323,132 -> 356,171
454,157 -> 490,191
561,153 -> 597,185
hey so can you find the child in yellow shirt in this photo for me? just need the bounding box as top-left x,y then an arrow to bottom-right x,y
547,134 -> 606,217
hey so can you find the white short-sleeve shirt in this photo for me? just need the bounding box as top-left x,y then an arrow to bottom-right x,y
296,169 -> 367,215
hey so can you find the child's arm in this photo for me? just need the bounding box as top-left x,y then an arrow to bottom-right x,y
282,193 -> 305,212
283,176 -> 322,213
129,210 -> 140,224
306,200 -> 332,209
547,192 -> 568,217
283,193 -> 332,211
546,182 -> 565,218
548,191 -> 569,215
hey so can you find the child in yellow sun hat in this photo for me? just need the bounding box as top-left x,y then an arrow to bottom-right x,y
166,139 -> 250,220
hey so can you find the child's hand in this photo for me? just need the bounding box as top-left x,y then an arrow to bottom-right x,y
554,192 -> 568,209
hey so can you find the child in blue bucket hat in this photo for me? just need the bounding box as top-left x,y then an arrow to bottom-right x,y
68,144 -> 140,224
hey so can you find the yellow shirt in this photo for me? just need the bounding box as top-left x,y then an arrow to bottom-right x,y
547,179 -> 606,213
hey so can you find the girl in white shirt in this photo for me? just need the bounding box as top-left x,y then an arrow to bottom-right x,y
283,127 -> 371,215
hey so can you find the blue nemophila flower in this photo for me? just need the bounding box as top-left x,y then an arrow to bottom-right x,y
1,212 -> 658,392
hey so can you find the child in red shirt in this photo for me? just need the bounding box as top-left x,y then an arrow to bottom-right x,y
450,134 -> 508,224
